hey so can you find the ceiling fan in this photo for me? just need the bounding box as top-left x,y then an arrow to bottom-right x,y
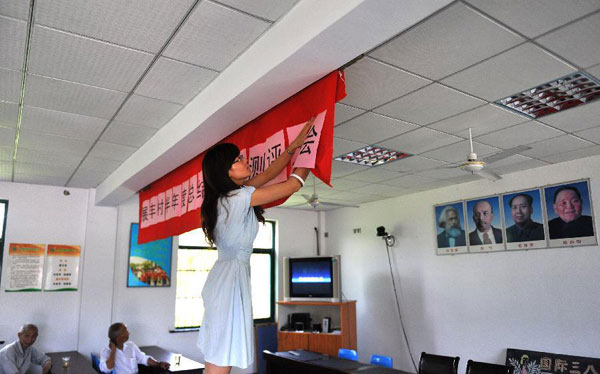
455,128 -> 531,181
293,176 -> 359,209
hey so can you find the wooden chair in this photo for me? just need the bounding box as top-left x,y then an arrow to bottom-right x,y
467,360 -> 512,374
419,352 -> 460,374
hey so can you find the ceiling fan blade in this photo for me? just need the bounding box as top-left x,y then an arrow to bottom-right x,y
301,194 -> 312,201
318,201 -> 360,208
477,168 -> 502,181
481,145 -> 532,164
286,202 -> 311,208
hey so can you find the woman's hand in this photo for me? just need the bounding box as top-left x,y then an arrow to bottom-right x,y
287,116 -> 315,154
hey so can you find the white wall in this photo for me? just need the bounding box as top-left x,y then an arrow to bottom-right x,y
0,181 -> 119,355
108,196 -> 321,373
324,155 -> 600,373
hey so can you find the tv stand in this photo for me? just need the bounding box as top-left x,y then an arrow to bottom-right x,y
276,300 -> 356,356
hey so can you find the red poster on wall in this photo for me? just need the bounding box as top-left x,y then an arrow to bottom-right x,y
138,70 -> 346,244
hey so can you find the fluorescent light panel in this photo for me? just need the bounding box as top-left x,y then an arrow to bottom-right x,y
334,145 -> 412,167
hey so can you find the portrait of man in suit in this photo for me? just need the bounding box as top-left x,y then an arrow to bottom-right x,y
545,182 -> 595,240
436,204 -> 466,248
469,199 -> 503,245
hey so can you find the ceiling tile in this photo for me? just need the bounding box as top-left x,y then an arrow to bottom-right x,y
466,0 -> 600,38
14,173 -> 70,186
18,130 -> 94,155
536,12 -> 600,68
586,63 -> 600,79
418,179 -> 456,190
135,57 -> 218,105
0,127 -> 16,147
521,134 -> 595,158
377,127 -> 463,154
539,144 -> 600,163
114,95 -> 182,129
0,146 -> 12,162
25,74 -> 127,119
375,83 -> 485,125
216,0 -> 298,21
370,2 -> 524,80
484,154 -> 532,168
334,103 -> 365,126
330,160 -> 369,178
352,183 -> 411,197
416,166 -> 467,180
442,173 -> 483,184
475,121 -> 565,148
164,1 -> 270,71
35,0 -> 196,53
441,43 -> 576,101
421,140 -> 500,163
341,57 -> 431,110
333,137 -> 368,158
88,141 -> 137,162
100,121 -> 157,147
329,178 -> 371,191
334,112 -> 419,145
78,156 -> 122,174
428,104 -> 528,137
14,161 -> 75,178
0,102 -> 18,128
67,169 -> 110,188
29,26 -> 153,92
16,146 -> 84,168
492,158 -> 550,175
380,173 -> 438,188
537,100 -> 600,132
0,161 -> 11,179
574,125 -> 600,143
343,167 -> 404,183
0,15 -> 26,71
0,67 -> 21,103
21,105 -> 107,140
379,155 -> 448,173
0,2 -> 29,20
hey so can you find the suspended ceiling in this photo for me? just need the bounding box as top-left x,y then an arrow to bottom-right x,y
1,0 -> 600,210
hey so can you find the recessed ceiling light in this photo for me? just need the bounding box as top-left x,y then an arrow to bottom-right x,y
334,145 -> 412,167
496,72 -> 600,119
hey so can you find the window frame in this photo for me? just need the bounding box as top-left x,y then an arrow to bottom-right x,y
174,219 -> 276,330
0,200 -> 8,287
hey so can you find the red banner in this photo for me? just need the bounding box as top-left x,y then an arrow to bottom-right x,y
138,70 -> 346,244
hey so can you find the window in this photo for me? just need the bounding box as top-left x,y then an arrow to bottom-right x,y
174,220 -> 276,329
0,200 -> 7,286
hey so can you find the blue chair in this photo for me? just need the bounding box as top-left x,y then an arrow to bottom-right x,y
91,353 -> 114,374
371,354 -> 393,368
338,348 -> 358,361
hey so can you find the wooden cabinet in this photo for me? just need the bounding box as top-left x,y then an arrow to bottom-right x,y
276,301 -> 356,356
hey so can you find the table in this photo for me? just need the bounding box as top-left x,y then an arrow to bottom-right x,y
47,350 -> 97,374
263,350 -> 412,374
141,346 -> 204,373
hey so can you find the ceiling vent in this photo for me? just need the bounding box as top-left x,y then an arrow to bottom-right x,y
496,72 -> 600,119
334,145 -> 411,167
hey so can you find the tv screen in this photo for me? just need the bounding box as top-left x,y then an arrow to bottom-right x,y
289,257 -> 333,298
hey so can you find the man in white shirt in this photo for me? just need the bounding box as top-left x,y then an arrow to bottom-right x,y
0,324 -> 52,374
100,323 -> 169,374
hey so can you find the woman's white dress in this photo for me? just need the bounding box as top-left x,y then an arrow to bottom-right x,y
197,186 -> 258,368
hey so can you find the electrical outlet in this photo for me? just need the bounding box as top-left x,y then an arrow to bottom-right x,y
353,228 -> 361,234
324,232 -> 329,238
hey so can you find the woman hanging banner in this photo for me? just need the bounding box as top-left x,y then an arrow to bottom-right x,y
138,70 -> 346,244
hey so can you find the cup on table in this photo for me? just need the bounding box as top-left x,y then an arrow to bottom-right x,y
173,353 -> 182,365
61,356 -> 70,367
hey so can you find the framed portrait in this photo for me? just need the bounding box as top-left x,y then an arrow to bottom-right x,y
502,189 -> 547,250
127,223 -> 173,287
434,201 -> 468,255
466,195 -> 505,252
543,179 -> 597,248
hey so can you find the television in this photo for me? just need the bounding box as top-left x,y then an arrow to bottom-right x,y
283,255 -> 341,302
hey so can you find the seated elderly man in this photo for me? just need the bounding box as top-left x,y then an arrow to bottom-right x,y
100,323 -> 169,374
0,324 -> 52,374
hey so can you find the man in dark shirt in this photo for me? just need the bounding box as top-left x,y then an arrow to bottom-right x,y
506,194 -> 544,242
548,186 -> 595,239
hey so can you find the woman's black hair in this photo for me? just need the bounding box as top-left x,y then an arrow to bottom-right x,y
201,143 -> 264,246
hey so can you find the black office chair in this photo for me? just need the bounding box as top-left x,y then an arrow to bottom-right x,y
466,360 -> 512,374
419,352 -> 460,374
